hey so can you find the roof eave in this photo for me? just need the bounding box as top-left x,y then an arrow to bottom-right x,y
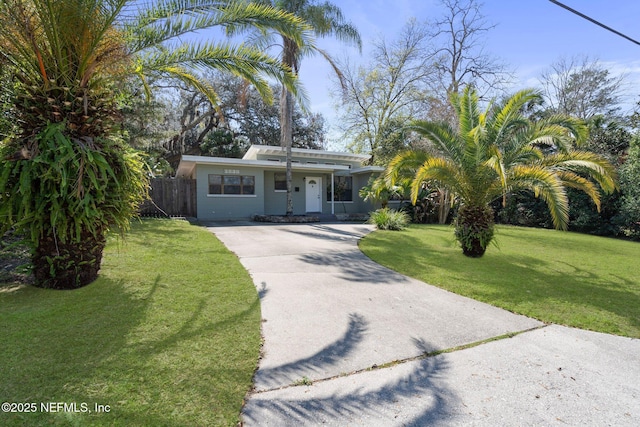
176,155 -> 352,176
243,145 -> 371,162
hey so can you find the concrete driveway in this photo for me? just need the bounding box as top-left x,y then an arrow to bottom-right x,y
206,222 -> 640,426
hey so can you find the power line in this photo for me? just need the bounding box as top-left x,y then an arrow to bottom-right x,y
548,0 -> 640,46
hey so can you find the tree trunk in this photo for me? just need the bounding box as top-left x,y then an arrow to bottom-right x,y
454,205 -> 495,258
280,37 -> 298,216
438,189 -> 451,224
32,226 -> 107,289
280,86 -> 294,215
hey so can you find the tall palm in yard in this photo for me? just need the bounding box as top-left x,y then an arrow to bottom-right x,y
386,86 -> 617,257
0,0 -> 309,289
253,0 -> 361,215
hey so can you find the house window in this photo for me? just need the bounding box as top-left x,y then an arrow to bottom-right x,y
327,176 -> 353,201
208,174 -> 255,195
274,173 -> 287,191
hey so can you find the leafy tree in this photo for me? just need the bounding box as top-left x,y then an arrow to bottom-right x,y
215,77 -> 327,150
128,74 -> 327,170
0,0 -> 309,289
566,188 -> 622,236
539,56 -> 625,120
386,86 -> 617,257
253,0 -> 361,215
618,136 -> 640,239
162,86 -> 227,168
585,115 -> 631,166
201,129 -> 248,158
562,115 -> 630,236
118,84 -> 168,152
495,104 -> 632,235
493,191 -> 555,229
335,20 -> 432,165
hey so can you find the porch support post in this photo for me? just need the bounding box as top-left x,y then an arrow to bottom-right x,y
331,171 -> 335,215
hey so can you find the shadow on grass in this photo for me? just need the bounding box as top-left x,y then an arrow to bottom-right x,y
129,276 -> 262,361
364,226 -> 640,336
1,221 -> 262,426
0,277 -> 147,426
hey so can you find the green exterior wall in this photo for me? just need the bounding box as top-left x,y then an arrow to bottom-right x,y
196,164 -> 265,220
191,153 -> 382,220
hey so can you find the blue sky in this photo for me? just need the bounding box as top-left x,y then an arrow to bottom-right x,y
294,0 -> 640,147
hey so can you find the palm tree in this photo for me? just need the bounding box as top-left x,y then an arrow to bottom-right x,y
386,86 -> 617,257
254,0 -> 361,215
0,0 -> 310,289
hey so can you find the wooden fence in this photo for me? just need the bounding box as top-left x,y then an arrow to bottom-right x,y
140,178 -> 197,217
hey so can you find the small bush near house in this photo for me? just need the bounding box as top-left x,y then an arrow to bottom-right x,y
368,208 -> 410,230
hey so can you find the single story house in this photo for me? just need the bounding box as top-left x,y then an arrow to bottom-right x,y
175,145 -> 385,221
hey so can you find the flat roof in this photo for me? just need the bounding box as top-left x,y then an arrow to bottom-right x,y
176,155 -> 353,178
243,145 -> 371,162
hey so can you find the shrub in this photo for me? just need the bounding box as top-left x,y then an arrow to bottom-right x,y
367,208 -> 410,230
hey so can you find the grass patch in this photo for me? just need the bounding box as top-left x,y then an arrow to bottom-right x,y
359,224 -> 640,338
0,219 -> 261,426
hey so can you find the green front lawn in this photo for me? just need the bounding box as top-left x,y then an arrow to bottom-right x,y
359,224 -> 640,338
1,219 -> 261,426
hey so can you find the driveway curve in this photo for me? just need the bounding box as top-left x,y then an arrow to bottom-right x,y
206,222 -> 640,426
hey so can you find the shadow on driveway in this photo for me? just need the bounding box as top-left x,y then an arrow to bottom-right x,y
244,319 -> 456,425
255,313 -> 368,390
282,223 -> 372,243
298,251 -> 409,284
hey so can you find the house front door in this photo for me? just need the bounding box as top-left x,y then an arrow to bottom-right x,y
305,176 -> 322,213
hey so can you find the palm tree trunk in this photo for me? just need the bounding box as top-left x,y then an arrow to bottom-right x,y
280,86 -> 294,215
280,37 -> 297,216
454,205 -> 495,258
32,225 -> 107,289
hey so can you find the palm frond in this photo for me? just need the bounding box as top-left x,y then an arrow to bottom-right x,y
509,164 -> 570,230
224,1 -> 314,47
127,1 -> 313,53
155,64 -> 222,105
409,120 -> 463,163
1,0 -> 129,88
489,89 -> 540,137
385,149 -> 430,188
453,85 -> 480,135
138,41 -> 304,104
411,157 -> 462,204
484,143 -> 507,204
540,114 -> 589,147
303,3 -> 362,50
555,170 -> 603,211
543,150 -> 618,194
